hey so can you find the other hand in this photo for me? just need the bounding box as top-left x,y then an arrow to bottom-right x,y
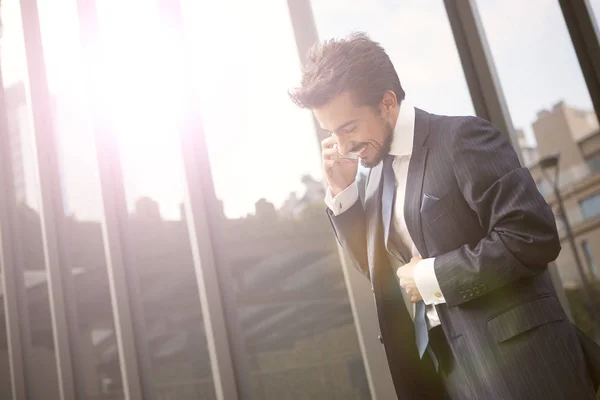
397,256 -> 423,303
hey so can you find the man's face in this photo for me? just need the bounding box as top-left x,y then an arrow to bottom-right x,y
314,91 -> 395,168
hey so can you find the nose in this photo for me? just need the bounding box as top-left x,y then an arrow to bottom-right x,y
335,137 -> 356,156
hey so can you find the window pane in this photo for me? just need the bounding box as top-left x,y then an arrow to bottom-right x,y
0,1 -> 60,398
580,192 -> 600,219
36,0 -> 126,397
475,0 -> 600,338
95,1 -> 217,398
581,240 -> 599,279
311,0 -> 475,117
184,0 -> 370,398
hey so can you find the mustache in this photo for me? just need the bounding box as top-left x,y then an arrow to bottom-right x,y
350,143 -> 368,152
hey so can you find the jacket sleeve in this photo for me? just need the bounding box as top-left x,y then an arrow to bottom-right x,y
434,117 -> 561,307
327,199 -> 370,280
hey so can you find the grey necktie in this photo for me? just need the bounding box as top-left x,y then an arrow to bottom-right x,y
382,155 -> 432,366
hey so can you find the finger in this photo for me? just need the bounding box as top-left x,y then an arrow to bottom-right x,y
397,270 -> 407,281
322,146 -> 341,160
410,295 -> 419,303
321,136 -> 337,150
323,159 -> 336,170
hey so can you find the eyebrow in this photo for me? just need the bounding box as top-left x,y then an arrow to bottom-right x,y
325,119 -> 358,134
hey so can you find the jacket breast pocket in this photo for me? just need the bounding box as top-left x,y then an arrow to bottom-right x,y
420,191 -> 453,225
487,295 -> 565,343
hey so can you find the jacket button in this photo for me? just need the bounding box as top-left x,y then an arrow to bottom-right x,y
378,333 -> 383,344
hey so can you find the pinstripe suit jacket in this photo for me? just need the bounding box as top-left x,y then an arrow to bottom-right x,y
328,109 -> 600,399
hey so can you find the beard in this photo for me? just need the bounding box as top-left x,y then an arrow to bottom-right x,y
361,119 -> 394,168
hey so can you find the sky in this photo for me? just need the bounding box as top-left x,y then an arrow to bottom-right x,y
1,0 -> 600,220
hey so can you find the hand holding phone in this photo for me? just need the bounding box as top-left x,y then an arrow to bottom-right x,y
321,136 -> 359,196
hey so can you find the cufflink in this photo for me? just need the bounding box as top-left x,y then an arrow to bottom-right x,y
434,291 -> 442,298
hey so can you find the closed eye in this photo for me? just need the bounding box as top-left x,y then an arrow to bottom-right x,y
340,125 -> 356,134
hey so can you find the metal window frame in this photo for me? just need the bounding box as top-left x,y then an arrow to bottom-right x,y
157,1 -> 242,399
74,0 -> 154,398
0,67 -> 29,400
19,0 -> 81,398
443,0 -> 524,164
558,0 -> 600,119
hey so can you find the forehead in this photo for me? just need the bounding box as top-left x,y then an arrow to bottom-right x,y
313,92 -> 373,132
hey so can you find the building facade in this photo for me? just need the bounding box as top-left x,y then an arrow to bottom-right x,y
528,101 -> 600,287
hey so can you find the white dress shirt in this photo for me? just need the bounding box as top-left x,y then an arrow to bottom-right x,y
325,101 -> 446,328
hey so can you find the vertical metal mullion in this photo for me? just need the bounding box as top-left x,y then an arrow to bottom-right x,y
286,1 -> 398,399
558,0 -> 600,119
0,69 -> 28,400
158,2 -> 240,399
74,0 -> 151,398
19,0 -> 80,398
91,123 -> 149,400
444,0 -> 573,321
443,0 -> 523,163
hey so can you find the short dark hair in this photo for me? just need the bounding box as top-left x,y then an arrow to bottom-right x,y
289,32 -> 405,109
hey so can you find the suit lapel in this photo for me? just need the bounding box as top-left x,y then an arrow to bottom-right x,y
404,109 -> 431,258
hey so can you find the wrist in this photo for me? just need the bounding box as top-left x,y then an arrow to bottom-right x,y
330,184 -> 350,197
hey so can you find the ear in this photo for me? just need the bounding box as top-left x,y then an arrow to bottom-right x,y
380,90 -> 398,112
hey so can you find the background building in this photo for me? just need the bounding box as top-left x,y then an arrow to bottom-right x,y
528,101 -> 600,287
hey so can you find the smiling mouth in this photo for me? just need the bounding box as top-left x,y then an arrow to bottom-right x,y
352,143 -> 368,158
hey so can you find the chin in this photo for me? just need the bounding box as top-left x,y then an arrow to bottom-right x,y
361,151 -> 385,168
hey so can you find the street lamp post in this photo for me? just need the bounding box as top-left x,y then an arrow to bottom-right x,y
539,154 -> 600,334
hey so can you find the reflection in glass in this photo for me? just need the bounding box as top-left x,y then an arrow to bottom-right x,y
94,1 -> 217,398
476,0 -> 600,340
35,0 -> 126,396
184,0 -> 370,398
0,2 -> 60,399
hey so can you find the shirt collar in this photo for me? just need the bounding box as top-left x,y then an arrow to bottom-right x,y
388,100 -> 415,157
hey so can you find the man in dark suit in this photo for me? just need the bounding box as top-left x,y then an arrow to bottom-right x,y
290,32 -> 600,399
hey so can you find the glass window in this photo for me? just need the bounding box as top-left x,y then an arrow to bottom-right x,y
311,0 -> 475,117
587,153 -> 600,172
182,0 -> 372,398
94,1 -> 216,398
476,0 -> 598,171
580,192 -> 600,219
34,0 -> 126,397
475,0 -> 600,338
581,240 -> 599,279
0,2 -> 61,399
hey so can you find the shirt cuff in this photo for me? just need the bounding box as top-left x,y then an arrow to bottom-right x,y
414,258 -> 446,306
324,182 -> 359,216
